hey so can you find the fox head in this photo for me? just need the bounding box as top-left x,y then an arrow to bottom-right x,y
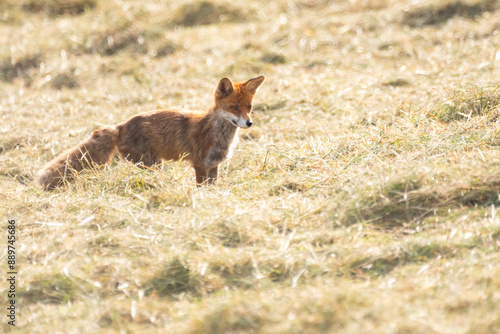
213,76 -> 265,128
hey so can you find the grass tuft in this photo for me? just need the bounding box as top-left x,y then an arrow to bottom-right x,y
152,40 -> 178,58
83,24 -> 178,57
0,136 -> 27,154
253,99 -> 287,112
21,0 -> 96,16
206,220 -> 257,247
171,1 -> 245,27
0,53 -> 42,83
260,52 -> 287,64
49,71 -> 80,89
210,256 -> 255,288
86,27 -> 147,56
403,0 -> 498,27
187,299 -> 266,334
20,273 -> 94,304
144,258 -> 202,298
431,86 -> 500,123
348,243 -> 454,277
148,190 -> 192,208
269,181 -> 309,196
382,78 -> 410,87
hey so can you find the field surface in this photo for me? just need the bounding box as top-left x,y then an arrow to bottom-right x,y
2,0 -> 500,333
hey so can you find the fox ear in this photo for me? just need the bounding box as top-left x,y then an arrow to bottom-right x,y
215,77 -> 234,98
244,76 -> 265,94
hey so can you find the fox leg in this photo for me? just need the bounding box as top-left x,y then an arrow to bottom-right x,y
207,166 -> 218,184
194,166 -> 208,185
194,166 -> 218,185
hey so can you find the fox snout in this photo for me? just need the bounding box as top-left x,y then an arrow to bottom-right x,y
232,115 -> 253,128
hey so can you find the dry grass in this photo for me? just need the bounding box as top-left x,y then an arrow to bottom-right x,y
2,0 -> 500,332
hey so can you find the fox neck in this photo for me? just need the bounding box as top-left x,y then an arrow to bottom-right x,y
202,107 -> 239,169
209,107 -> 239,142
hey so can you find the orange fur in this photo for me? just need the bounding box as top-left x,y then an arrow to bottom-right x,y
35,76 -> 265,189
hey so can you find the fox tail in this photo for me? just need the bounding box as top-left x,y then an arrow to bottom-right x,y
35,127 -> 118,190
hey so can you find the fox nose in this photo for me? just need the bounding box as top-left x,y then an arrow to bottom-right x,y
246,120 -> 253,127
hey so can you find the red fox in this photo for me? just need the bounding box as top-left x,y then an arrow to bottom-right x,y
35,76 -> 265,189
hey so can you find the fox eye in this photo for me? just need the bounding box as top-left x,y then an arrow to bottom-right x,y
248,104 -> 252,110
231,106 -> 239,111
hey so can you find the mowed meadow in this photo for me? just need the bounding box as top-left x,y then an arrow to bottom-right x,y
2,0 -> 500,332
